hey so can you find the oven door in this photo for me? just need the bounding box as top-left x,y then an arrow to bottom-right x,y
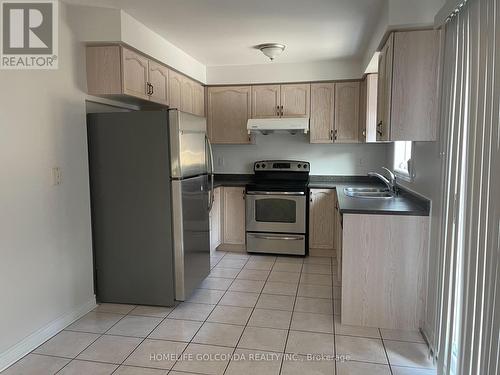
245,192 -> 306,233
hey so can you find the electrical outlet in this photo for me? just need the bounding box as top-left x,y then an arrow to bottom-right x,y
52,167 -> 62,186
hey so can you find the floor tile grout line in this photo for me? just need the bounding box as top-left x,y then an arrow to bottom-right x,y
168,251 -> 236,373
106,303 -> 177,374
379,328 -> 394,375
17,253 -> 431,374
222,253 -> 280,375
169,251 -> 253,375
54,304 -> 136,374
278,258 -> 302,375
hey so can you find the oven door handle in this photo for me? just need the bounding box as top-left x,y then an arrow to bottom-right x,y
251,234 -> 304,241
246,191 -> 305,196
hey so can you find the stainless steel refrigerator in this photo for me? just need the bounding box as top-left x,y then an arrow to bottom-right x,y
87,110 -> 213,306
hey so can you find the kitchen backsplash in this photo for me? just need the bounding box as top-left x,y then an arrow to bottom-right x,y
213,133 -> 389,175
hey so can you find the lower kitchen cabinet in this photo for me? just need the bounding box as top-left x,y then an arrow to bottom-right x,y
341,213 -> 429,330
219,187 -> 246,251
309,189 -> 337,257
209,187 -> 222,254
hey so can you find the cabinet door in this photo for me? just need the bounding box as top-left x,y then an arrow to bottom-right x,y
222,187 -> 246,245
376,33 -> 394,141
181,77 -> 194,114
148,60 -> 169,105
193,82 -> 205,117
310,83 -> 335,143
86,46 -> 122,96
168,70 -> 183,110
391,30 -> 440,141
364,74 -> 378,143
334,81 -> 360,143
281,83 -> 310,117
121,47 -> 149,100
309,189 -> 336,254
207,86 -> 252,144
251,85 -> 281,118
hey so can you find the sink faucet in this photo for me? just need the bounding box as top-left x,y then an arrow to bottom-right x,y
368,167 -> 398,195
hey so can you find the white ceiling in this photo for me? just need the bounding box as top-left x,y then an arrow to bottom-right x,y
64,0 -> 386,66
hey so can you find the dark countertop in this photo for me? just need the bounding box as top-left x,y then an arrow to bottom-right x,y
214,174 -> 254,188
214,174 -> 430,216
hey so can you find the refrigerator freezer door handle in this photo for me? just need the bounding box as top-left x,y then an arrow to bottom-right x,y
205,135 -> 215,211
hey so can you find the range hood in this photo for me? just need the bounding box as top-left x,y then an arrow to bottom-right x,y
247,117 -> 309,135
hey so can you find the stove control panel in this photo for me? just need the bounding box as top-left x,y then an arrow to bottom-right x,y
254,160 -> 310,172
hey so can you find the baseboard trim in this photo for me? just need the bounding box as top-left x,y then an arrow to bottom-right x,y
0,296 -> 97,372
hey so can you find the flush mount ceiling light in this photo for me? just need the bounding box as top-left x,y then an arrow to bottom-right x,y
257,43 -> 286,61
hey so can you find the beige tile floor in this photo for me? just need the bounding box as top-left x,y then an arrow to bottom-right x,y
2,251 -> 436,375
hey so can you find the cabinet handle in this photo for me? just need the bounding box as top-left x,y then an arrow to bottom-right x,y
334,129 -> 338,141
280,105 -> 284,117
377,129 -> 383,136
377,121 -> 383,128
146,82 -> 150,95
150,84 -> 154,95
276,105 -> 280,116
362,129 -> 366,137
330,129 -> 334,140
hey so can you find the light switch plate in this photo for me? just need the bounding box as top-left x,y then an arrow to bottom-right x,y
52,167 -> 62,186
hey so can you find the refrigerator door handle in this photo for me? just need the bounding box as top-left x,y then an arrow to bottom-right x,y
205,134 -> 215,211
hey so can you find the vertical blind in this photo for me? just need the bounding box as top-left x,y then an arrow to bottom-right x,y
435,0 -> 500,374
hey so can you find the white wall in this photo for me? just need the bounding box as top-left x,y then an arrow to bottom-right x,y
362,0 -> 445,70
214,133 -> 389,175
388,0 -> 445,27
0,2 -> 95,369
387,141 -> 443,346
206,59 -> 363,85
120,11 -> 206,83
66,5 -> 121,42
67,5 -> 207,83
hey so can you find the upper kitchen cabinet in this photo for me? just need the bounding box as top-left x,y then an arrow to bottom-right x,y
280,84 -> 310,117
169,70 -> 205,116
359,73 -> 378,143
168,70 -> 183,110
310,83 -> 335,143
87,45 -> 167,106
335,81 -> 360,143
377,29 -> 441,141
252,84 -> 310,118
148,60 -> 169,105
193,83 -> 205,117
121,47 -> 149,100
180,77 -> 194,114
207,86 -> 252,144
309,81 -> 361,144
251,85 -> 281,118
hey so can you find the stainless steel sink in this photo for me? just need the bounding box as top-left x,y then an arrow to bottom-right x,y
344,187 -> 394,199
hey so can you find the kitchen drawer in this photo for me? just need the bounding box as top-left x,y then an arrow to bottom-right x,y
246,233 -> 305,255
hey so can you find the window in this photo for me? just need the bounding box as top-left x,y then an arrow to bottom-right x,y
393,141 -> 413,179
